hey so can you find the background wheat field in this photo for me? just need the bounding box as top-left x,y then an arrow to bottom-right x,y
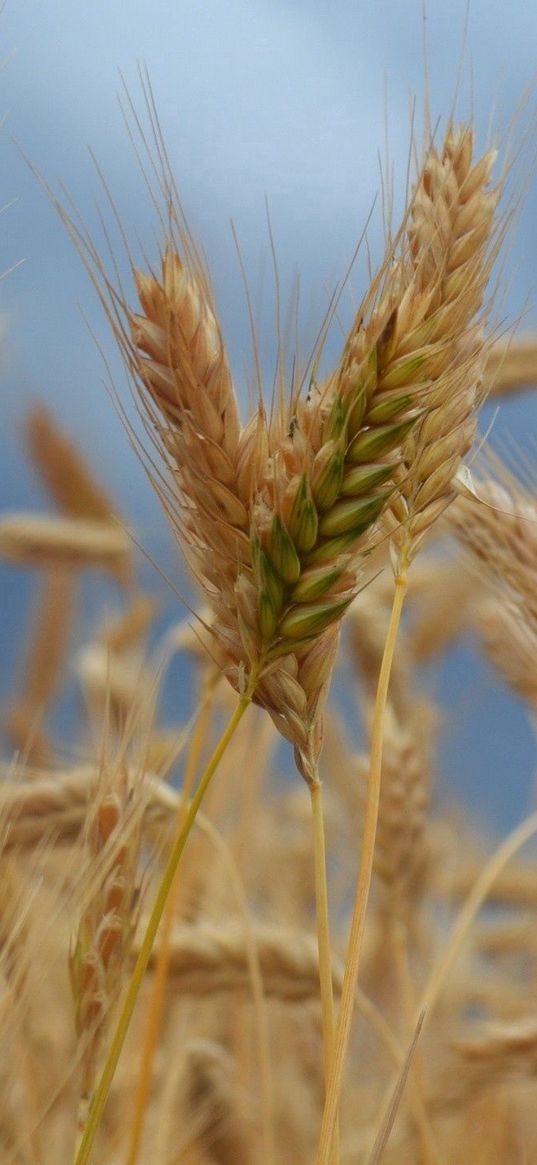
2,3 -> 537,1164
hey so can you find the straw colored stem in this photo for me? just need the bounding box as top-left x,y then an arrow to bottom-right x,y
309,776 -> 339,1165
73,686 -> 254,1165
125,676 -> 217,1165
316,570 -> 408,1165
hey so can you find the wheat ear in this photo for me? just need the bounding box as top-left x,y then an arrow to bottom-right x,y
389,126 -> 499,570
69,761 -> 144,1143
317,124 -> 501,1165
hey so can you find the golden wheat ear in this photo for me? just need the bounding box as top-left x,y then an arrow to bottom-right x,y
388,127 -> 502,571
69,759 -> 145,1129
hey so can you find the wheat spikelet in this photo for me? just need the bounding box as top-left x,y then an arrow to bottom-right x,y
387,127 -> 500,569
128,249 -> 250,602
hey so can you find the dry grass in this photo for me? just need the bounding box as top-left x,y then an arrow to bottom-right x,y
3,91 -> 537,1165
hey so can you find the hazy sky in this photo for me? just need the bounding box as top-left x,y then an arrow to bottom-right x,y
1,1 -> 537,826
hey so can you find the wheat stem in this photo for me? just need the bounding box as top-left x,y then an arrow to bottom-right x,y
316,570 -> 407,1165
124,675 -> 217,1165
309,775 -> 339,1165
73,684 -> 254,1165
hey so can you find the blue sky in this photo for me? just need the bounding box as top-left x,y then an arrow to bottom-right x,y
1,1 -> 537,826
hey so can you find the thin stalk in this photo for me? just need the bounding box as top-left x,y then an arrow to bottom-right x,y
316,570 -> 408,1165
309,775 -> 339,1165
73,685 -> 254,1165
124,673 -> 218,1165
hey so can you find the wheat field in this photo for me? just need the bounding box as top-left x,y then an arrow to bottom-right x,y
2,62 -> 537,1165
